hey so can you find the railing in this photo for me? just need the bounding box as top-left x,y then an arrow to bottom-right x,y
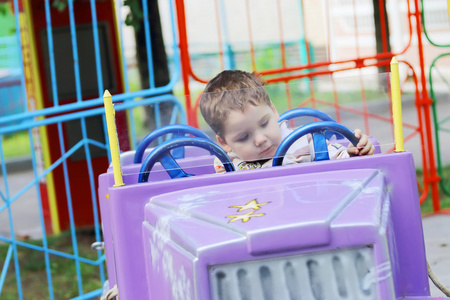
422,0 -> 450,203
0,0 -> 183,299
175,0 -> 440,208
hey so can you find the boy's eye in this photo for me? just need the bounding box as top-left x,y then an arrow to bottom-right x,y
237,134 -> 249,142
261,120 -> 269,128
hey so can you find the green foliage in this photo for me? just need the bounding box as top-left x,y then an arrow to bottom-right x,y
0,3 -> 15,36
255,47 -> 277,70
417,167 -> 450,215
124,0 -> 143,31
0,3 -> 9,16
2,131 -> 31,158
51,0 -> 108,12
0,230 -> 105,299
52,0 -> 68,12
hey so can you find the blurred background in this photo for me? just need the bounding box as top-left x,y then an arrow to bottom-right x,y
0,0 -> 449,298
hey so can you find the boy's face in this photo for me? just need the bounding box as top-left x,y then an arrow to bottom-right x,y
217,103 -> 282,161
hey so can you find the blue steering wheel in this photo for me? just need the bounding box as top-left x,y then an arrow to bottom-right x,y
138,136 -> 235,182
278,108 -> 344,140
134,124 -> 213,163
272,121 -> 360,167
278,108 -> 336,123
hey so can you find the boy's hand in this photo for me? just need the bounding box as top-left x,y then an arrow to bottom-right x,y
347,129 -> 375,156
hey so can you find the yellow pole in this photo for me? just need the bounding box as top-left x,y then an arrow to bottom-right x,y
448,0 -> 450,27
103,90 -> 125,187
390,57 -> 405,152
22,0 -> 61,234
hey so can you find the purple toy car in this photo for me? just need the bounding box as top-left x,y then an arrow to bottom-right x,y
98,113 -> 444,300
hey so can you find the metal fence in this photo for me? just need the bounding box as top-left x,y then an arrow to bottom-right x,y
422,0 -> 450,200
177,0 -> 445,207
0,0 -> 184,299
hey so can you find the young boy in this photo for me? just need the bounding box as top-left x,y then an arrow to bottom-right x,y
199,70 -> 375,173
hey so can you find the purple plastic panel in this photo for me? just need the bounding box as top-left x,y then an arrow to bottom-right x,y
143,168 -> 395,299
98,175 -> 117,288
146,169 -> 378,254
97,149 -> 217,294
99,152 -> 435,299
142,221 -> 196,299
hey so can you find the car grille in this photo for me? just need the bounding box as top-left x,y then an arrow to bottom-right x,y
209,246 -> 390,300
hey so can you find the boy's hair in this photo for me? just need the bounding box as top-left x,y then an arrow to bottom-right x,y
199,70 -> 271,138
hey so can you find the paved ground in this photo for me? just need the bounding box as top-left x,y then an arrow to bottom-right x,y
423,214 -> 450,298
1,168 -> 450,298
0,169 -> 42,240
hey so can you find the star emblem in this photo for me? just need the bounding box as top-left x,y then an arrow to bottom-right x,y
229,199 -> 270,212
227,211 -> 265,223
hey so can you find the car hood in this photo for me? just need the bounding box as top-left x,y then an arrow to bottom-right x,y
144,168 -> 387,255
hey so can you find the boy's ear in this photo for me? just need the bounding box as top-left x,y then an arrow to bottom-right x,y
216,135 -> 232,153
270,102 -> 280,119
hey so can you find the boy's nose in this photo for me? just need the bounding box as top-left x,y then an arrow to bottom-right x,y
254,133 -> 267,147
